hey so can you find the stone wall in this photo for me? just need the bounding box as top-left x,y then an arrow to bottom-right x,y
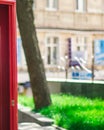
34,0 -> 104,30
47,80 -> 104,99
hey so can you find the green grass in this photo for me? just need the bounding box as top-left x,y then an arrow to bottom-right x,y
18,94 -> 104,130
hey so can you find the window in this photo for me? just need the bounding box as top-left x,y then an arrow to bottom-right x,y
46,36 -> 59,65
76,36 -> 87,51
75,36 -> 88,61
46,0 -> 58,10
17,38 -> 21,66
76,0 -> 86,12
32,0 -> 35,10
77,46 -> 80,51
84,37 -> 87,50
17,37 -> 27,67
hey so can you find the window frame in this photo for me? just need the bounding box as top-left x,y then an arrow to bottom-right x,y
75,0 -> 86,12
75,36 -> 88,61
45,36 -> 59,66
46,0 -> 58,11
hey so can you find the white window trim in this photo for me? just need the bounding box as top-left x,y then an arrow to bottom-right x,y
46,8 -> 57,11
45,35 -> 60,66
75,36 -> 88,61
75,0 -> 86,13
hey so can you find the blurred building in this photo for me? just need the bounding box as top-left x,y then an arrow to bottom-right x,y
17,0 -> 104,71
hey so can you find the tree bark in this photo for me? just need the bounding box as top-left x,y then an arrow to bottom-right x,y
16,0 -> 51,110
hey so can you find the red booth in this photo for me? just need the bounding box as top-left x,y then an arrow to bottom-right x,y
0,0 -> 17,130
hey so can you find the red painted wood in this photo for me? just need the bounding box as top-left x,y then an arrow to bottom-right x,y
0,5 -> 10,130
0,0 -> 17,130
9,3 -> 17,130
0,0 -> 15,4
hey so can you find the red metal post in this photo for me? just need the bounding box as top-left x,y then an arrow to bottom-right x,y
0,0 -> 17,130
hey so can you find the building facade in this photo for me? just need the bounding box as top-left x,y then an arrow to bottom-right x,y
17,0 -> 104,71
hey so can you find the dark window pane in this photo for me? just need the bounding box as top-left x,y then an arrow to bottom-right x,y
47,47 -> 51,64
53,37 -> 58,44
53,47 -> 57,64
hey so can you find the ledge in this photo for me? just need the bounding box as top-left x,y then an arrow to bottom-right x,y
18,104 -> 54,126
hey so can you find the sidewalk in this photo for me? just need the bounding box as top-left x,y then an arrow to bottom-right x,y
18,105 -> 65,130
18,122 -> 59,130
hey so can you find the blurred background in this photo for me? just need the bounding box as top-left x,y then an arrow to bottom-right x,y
17,0 -> 104,82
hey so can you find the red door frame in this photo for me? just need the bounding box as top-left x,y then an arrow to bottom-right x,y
0,0 -> 17,130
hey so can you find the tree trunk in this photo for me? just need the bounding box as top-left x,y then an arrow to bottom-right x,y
16,0 -> 51,110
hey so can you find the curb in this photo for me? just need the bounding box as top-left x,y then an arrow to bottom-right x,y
18,104 -> 66,130
18,104 -> 54,126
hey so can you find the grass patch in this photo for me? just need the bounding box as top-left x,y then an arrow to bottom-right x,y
18,94 -> 104,130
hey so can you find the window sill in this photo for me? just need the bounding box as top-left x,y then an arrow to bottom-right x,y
75,10 -> 86,13
45,8 -> 58,11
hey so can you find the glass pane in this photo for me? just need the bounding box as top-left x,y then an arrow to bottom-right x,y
76,0 -> 79,10
53,37 -> 58,44
46,0 -> 50,8
76,37 -> 79,43
84,37 -> 87,50
47,37 -> 51,44
33,0 -> 35,10
53,47 -> 57,64
53,0 -> 58,9
79,0 -> 84,11
17,38 -> 22,65
47,47 -> 51,64
84,37 -> 87,43
76,0 -> 84,11
77,46 -> 80,51
83,0 -> 86,11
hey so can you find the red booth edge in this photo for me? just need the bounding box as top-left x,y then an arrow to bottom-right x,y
0,0 -> 17,130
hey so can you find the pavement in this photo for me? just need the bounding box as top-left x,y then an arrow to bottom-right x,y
18,104 -> 65,130
18,123 -> 60,130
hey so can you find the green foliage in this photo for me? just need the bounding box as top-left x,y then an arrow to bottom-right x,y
18,94 -> 104,130
18,95 -> 34,108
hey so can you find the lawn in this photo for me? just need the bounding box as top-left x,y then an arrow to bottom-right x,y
18,94 -> 104,130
